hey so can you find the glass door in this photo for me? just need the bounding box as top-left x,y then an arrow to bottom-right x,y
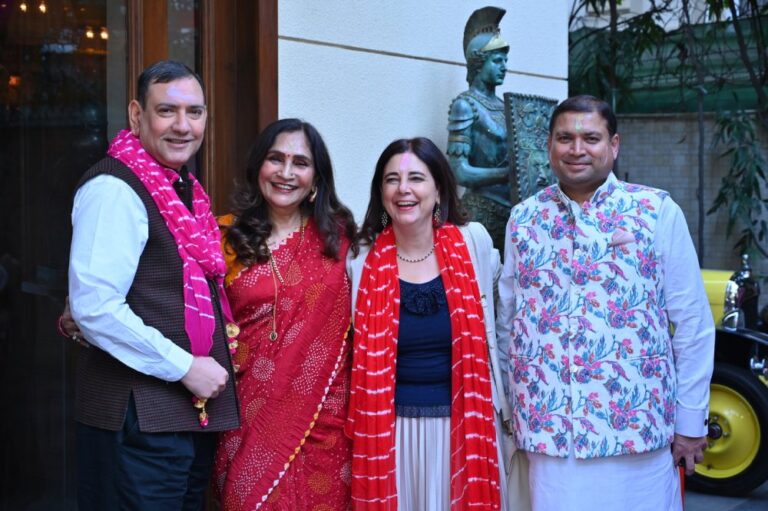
0,1 -> 199,509
0,1 -> 274,506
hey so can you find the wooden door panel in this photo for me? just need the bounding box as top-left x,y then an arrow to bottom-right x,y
124,0 -> 278,213
127,0 -> 169,101
201,0 -> 277,213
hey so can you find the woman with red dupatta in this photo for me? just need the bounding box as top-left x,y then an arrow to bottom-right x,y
213,119 -> 357,511
345,138 -> 526,510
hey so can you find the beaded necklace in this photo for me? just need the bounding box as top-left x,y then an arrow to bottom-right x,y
396,244 -> 435,263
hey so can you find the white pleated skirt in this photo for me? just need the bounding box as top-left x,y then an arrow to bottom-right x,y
394,415 -> 508,511
526,447 -> 682,511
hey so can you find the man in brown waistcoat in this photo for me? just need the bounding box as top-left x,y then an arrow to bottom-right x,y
68,60 -> 239,510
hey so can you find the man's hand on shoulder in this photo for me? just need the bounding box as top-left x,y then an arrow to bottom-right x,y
180,356 -> 228,399
672,433 -> 707,475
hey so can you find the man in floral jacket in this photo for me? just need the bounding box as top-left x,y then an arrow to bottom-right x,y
496,95 -> 714,510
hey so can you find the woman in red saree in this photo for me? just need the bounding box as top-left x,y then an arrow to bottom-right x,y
213,119 -> 357,510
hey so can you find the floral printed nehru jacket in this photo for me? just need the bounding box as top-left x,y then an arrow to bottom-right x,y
501,173 -> 689,459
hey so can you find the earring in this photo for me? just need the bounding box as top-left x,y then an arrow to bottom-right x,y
381,211 -> 389,228
433,203 -> 442,227
308,186 -> 318,203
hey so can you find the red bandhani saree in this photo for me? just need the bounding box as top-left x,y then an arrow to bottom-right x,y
214,217 -> 352,511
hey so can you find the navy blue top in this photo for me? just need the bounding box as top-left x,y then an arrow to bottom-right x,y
395,276 -> 452,418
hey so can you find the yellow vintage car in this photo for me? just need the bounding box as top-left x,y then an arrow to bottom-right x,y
687,258 -> 768,496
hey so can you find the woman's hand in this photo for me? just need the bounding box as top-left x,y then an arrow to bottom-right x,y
57,297 -> 90,347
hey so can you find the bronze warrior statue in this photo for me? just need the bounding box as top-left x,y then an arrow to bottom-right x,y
447,6 -> 510,249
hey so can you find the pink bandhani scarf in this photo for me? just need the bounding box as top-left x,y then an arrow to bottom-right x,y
107,129 -> 233,356
346,223 -> 500,510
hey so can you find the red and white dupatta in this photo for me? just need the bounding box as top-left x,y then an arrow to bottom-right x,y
346,223 -> 500,510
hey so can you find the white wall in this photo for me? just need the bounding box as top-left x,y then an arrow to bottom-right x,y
278,1 -> 569,220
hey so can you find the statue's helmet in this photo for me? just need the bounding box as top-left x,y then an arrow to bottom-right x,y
464,6 -> 509,83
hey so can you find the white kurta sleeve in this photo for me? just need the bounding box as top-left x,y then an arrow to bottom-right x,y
656,197 -> 715,437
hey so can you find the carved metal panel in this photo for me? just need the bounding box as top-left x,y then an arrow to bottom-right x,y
504,92 -> 558,205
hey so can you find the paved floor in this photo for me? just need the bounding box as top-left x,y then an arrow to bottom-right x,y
686,480 -> 768,511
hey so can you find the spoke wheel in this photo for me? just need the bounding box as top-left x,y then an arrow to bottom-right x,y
687,363 -> 768,496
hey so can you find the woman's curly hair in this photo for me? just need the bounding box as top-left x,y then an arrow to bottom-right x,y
226,119 -> 357,265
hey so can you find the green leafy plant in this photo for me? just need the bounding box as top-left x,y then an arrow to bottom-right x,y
570,0 -> 768,261
709,112 -> 768,257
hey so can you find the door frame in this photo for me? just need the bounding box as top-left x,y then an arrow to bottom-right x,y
126,0 -> 277,212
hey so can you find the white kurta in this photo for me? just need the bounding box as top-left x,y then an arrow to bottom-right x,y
527,447 -> 682,511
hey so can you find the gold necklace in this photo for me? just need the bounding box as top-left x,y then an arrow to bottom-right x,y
267,218 -> 305,342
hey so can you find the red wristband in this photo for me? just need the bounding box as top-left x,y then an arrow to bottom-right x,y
56,315 -> 69,338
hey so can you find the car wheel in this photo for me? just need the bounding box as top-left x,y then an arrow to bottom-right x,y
686,363 -> 768,496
